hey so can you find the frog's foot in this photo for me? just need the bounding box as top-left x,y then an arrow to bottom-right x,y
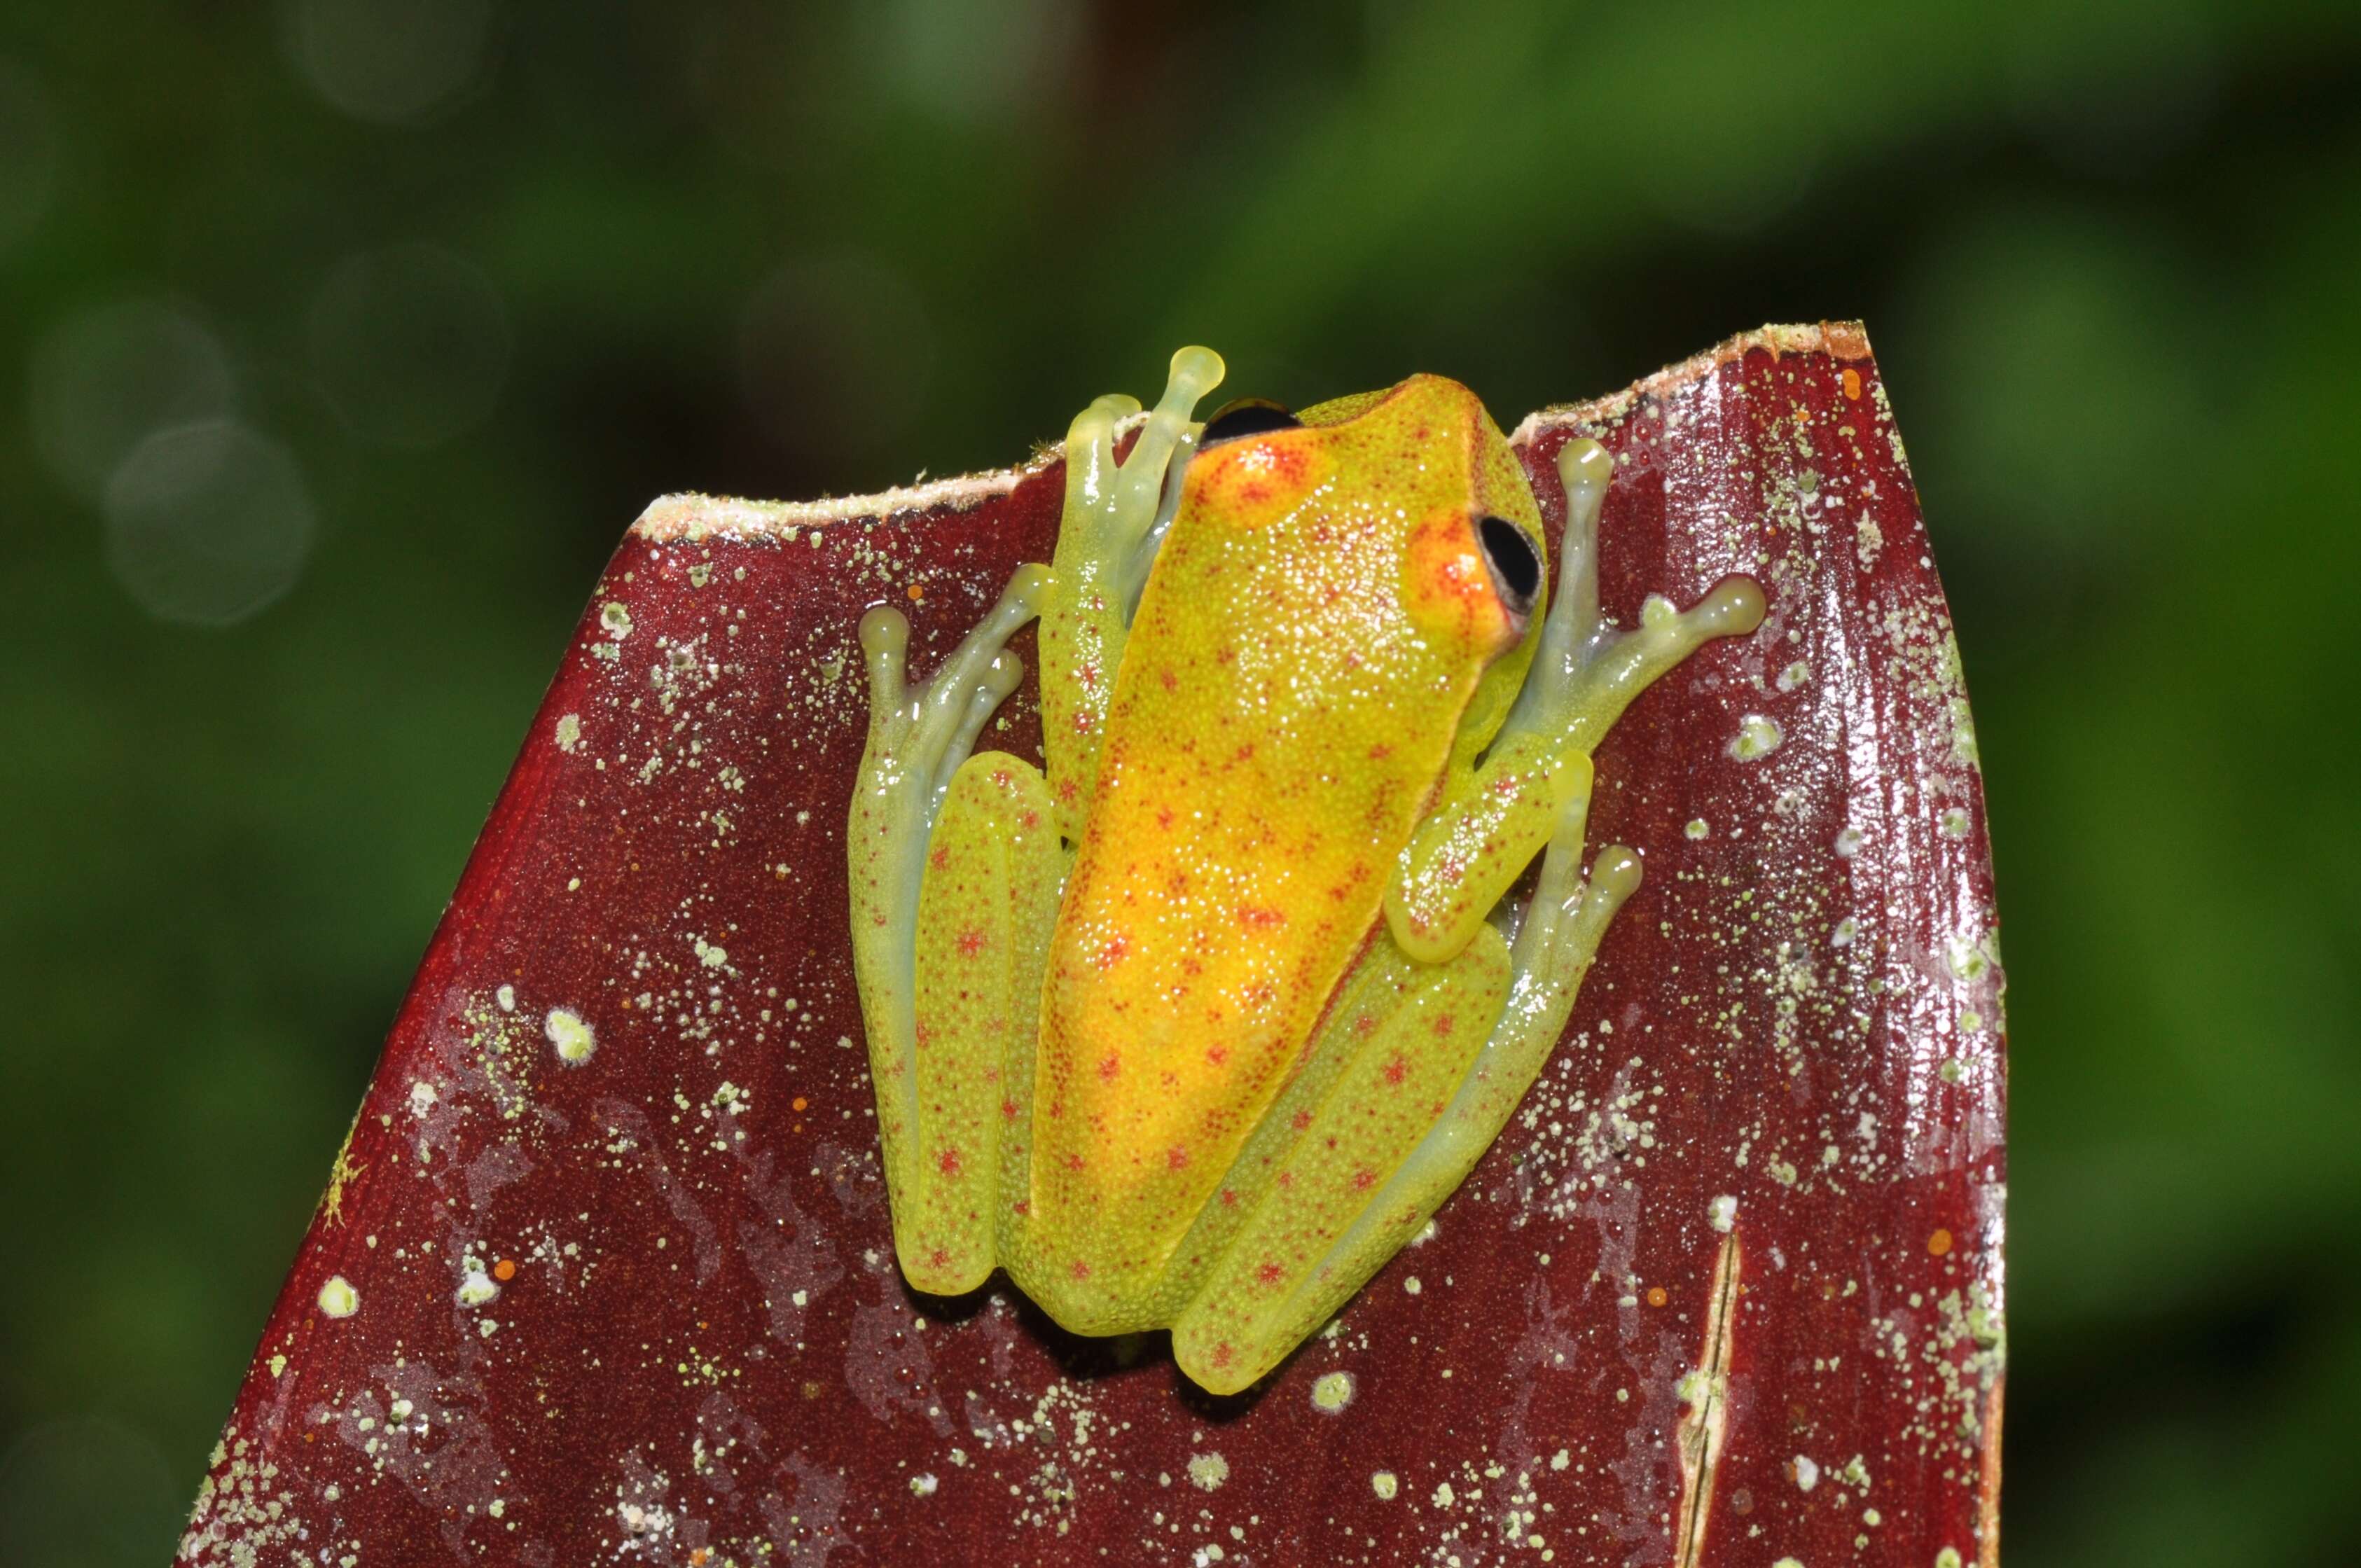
1509,438 -> 1767,747
1039,347 -> 1224,833
1058,345 -> 1226,610
1387,437 -> 1765,964
855,563 -> 1053,840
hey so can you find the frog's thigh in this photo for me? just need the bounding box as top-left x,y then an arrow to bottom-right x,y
899,751 -> 1062,1296
1170,926 -> 1511,1395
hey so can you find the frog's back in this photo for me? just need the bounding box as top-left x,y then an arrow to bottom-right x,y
1018,375 -> 1539,1328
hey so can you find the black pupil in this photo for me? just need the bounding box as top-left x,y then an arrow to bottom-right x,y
1198,399 -> 1302,447
1478,515 -> 1541,616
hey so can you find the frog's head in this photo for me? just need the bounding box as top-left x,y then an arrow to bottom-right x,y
1175,371 -> 1546,767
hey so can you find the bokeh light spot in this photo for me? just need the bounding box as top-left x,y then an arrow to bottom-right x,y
28,299 -> 235,501
872,0 -> 1081,125
738,254 -> 935,473
102,421 -> 316,627
0,57 -> 60,256
308,242 -> 512,448
0,1415 -> 182,1568
287,0 -> 492,125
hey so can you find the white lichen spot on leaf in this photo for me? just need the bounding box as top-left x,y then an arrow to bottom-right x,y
317,1275 -> 359,1318
1729,714 -> 1784,761
1309,1371 -> 1356,1414
546,1007 -> 596,1064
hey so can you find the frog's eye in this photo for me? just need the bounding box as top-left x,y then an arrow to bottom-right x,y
1476,515 -> 1541,620
1197,398 -> 1302,449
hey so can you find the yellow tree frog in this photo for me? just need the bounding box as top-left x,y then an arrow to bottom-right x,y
848,348 -> 1762,1395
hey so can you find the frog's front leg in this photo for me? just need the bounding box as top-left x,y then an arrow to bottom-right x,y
848,349 -> 1225,1296
1387,438 -> 1767,962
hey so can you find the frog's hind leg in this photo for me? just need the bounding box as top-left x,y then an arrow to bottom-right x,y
903,751 -> 1062,1293
1168,781 -> 1637,1396
1165,929 -> 1513,1395
848,569 -> 1056,1294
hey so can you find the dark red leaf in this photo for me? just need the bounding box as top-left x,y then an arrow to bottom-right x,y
179,323 -> 2005,1567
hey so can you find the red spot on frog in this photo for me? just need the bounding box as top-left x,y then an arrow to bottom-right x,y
955,928 -> 987,958
936,1147 -> 963,1177
1095,934 -> 1129,969
1256,1261 -> 1285,1286
1383,1055 -> 1409,1085
1291,1109 -> 1314,1131
1351,1167 -> 1378,1191
1236,904 -> 1285,931
1206,1044 -> 1229,1068
1167,1146 -> 1191,1171
1098,1054 -> 1121,1081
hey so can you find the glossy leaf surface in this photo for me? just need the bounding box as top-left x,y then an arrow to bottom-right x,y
179,324 -> 2005,1567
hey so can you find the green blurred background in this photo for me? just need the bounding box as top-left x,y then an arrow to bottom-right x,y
3,2 -> 2357,1562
